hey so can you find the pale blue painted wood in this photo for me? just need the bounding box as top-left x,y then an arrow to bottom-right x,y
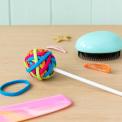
52,0 -> 91,25
92,0 -> 122,25
0,0 -> 9,25
10,0 -> 50,25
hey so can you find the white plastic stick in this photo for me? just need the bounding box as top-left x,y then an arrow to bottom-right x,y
54,68 -> 122,96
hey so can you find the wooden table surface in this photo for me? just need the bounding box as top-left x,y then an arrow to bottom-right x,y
0,26 -> 122,122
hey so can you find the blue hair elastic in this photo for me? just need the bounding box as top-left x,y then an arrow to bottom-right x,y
0,80 -> 31,96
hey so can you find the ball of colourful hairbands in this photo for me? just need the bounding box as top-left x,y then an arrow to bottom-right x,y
24,49 -> 56,80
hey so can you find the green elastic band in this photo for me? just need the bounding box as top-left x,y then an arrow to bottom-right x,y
33,49 -> 42,80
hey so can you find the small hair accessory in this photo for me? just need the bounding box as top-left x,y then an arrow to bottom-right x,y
54,35 -> 72,43
46,45 -> 67,53
83,63 -> 112,73
0,79 -> 31,96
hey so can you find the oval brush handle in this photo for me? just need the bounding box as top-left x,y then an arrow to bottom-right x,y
54,68 -> 122,97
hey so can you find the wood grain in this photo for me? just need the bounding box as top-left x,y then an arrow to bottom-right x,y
0,26 -> 122,122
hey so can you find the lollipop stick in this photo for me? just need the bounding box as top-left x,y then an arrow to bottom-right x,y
54,68 -> 122,96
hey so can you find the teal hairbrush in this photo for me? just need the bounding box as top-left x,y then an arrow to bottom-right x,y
75,31 -> 122,60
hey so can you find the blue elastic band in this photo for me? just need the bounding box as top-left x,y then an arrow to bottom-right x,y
26,51 -> 51,73
0,80 -> 31,96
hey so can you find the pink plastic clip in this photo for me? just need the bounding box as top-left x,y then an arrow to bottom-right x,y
46,45 -> 67,53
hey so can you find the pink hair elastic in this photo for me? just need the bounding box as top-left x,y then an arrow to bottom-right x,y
46,45 -> 67,53
0,95 -> 72,122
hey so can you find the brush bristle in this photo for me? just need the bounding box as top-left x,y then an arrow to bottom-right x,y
78,51 -> 120,61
